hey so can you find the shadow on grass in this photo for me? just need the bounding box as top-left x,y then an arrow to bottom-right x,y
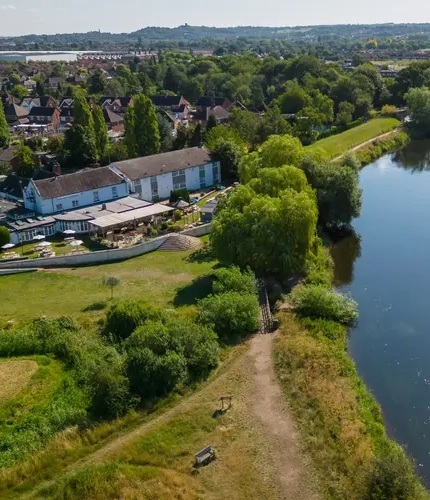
186,243 -> 215,263
81,301 -> 107,312
173,275 -> 214,307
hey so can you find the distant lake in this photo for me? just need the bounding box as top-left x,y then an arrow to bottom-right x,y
332,140 -> 430,486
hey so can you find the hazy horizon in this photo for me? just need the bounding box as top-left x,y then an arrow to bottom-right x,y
1,0 -> 430,37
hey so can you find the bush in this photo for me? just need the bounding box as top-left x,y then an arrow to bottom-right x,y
148,227 -> 158,237
174,209 -> 182,220
365,446 -> 421,499
198,291 -> 259,341
125,317 -> 219,400
170,223 -> 183,232
0,226 -> 11,247
105,300 -> 165,342
160,221 -> 169,230
169,189 -> 190,203
288,285 -> 358,325
212,266 -> 257,295
380,104 -> 397,117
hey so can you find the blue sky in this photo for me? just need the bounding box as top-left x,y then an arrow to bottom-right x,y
1,0 -> 430,36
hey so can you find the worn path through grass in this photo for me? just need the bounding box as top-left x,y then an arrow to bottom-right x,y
10,334 -> 319,500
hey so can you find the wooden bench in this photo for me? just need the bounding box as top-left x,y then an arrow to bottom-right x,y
194,445 -> 215,466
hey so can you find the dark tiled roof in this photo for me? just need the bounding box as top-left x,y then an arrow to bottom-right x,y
0,174 -> 29,198
0,148 -> 18,163
113,147 -> 212,181
59,98 -> 74,108
150,95 -> 184,107
4,103 -> 28,117
99,96 -> 132,108
20,96 -> 41,106
33,167 -> 125,200
28,106 -> 57,117
103,108 -> 124,124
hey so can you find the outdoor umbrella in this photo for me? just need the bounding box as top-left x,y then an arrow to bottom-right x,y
70,240 -> 83,247
33,234 -> 46,241
1,243 -> 15,250
38,241 -> 52,247
63,229 -> 76,235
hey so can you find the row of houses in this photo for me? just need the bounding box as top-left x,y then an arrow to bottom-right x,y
2,93 -> 238,132
0,146 -> 221,243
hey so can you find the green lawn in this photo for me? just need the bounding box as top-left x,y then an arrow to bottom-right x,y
0,239 -> 217,326
306,117 -> 400,159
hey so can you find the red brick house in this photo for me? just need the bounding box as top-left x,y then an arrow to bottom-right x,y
28,106 -> 61,130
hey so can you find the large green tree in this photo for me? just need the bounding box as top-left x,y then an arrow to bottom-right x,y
64,124 -> 98,168
211,184 -> 318,276
14,143 -> 35,177
92,105 -> 108,158
0,102 -> 10,148
210,139 -> 243,182
124,95 -> 160,158
404,86 -> 430,138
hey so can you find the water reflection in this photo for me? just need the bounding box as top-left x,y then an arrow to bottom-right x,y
331,230 -> 362,286
392,140 -> 430,172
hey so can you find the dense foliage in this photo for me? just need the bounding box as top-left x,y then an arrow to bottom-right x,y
0,100 -> 9,148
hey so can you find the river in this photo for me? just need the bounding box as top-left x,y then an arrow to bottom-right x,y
332,140 -> 430,487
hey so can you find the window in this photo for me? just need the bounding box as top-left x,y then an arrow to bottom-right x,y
150,176 -> 158,197
56,203 -> 63,211
199,165 -> 206,188
212,164 -> 220,184
93,191 -> 99,202
72,200 -> 79,208
112,186 -> 118,198
134,180 -> 142,195
172,170 -> 186,191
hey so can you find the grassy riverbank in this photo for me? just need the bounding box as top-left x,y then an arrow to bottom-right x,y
274,275 -> 429,499
306,117 -> 400,158
353,130 -> 410,166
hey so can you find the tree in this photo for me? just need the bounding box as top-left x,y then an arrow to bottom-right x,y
102,276 -> 121,300
124,94 -> 160,158
0,227 -> 11,247
301,158 -> 362,230
46,135 -> 64,155
212,266 -> 257,296
189,123 -> 204,147
172,124 -> 193,150
206,114 -> 217,133
10,85 -> 27,100
211,185 -> 318,276
64,124 -> 98,167
14,143 -> 35,177
88,70 -> 106,94
92,105 -> 108,158
279,81 -> 311,114
0,102 -> 10,148
255,106 -> 291,145
73,89 -> 95,130
35,78 -> 45,97
157,114 -> 173,152
404,86 -> 430,138
336,101 -> 355,127
228,108 -> 259,146
198,291 -> 259,341
210,139 -> 242,181
259,134 -> 305,169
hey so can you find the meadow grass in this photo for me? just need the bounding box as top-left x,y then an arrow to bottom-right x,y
306,117 -> 400,158
0,239 -> 217,326
0,359 -> 38,403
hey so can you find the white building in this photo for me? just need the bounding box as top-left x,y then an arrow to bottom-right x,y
23,166 -> 128,215
110,147 -> 221,202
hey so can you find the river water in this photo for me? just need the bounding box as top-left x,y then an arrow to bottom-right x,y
332,140 -> 430,486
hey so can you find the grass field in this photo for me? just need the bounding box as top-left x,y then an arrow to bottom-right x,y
0,360 -> 38,403
306,117 -> 400,159
0,342 -> 280,500
0,238 -> 216,326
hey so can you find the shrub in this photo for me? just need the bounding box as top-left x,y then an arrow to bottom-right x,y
0,226 -> 11,246
365,446 -> 421,499
380,104 -> 397,117
212,266 -> 257,295
288,284 -> 358,325
125,317 -> 219,400
198,291 -> 259,341
170,223 -> 183,232
105,300 -> 165,342
174,209 -> 182,220
160,221 -> 169,230
148,227 -> 158,237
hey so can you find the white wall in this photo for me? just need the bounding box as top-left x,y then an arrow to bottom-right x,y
25,181 -> 128,215
131,161 -> 221,202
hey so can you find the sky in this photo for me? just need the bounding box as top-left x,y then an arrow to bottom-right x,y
1,0 -> 430,36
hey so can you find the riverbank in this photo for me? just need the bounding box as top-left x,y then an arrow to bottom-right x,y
306,117 -> 401,159
273,242 -> 429,499
352,130 -> 410,166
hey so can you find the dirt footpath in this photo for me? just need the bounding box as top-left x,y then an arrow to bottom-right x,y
247,334 -> 320,500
